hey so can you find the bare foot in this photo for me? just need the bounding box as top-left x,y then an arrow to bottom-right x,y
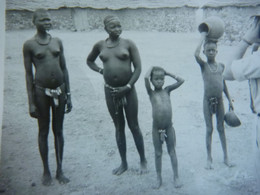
56,172 -> 70,184
152,176 -> 162,189
174,178 -> 182,188
139,160 -> 148,174
224,159 -> 235,168
205,160 -> 214,170
112,163 -> 128,175
42,173 -> 53,186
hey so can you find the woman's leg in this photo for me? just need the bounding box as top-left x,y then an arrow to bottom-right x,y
35,88 -> 52,185
105,87 -> 127,175
52,91 -> 69,183
124,87 -> 147,172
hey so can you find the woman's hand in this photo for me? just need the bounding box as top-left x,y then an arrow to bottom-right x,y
110,85 -> 131,98
29,103 -> 40,118
65,95 -> 72,113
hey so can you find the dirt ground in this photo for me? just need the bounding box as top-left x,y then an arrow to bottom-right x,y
1,30 -> 259,195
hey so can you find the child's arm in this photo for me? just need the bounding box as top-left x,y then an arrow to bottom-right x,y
144,67 -> 153,95
194,32 -> 207,67
223,80 -> 234,110
165,71 -> 184,93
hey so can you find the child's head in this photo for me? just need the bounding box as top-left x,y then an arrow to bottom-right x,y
203,40 -> 218,60
150,66 -> 165,89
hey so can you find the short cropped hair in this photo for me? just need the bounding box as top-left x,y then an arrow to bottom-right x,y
203,39 -> 217,48
32,8 -> 49,23
150,66 -> 165,80
103,15 -> 120,26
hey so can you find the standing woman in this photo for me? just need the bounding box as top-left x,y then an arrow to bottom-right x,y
23,9 -> 72,185
87,15 -> 147,175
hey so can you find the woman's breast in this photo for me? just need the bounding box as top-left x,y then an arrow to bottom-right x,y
100,48 -> 132,86
100,47 -> 129,62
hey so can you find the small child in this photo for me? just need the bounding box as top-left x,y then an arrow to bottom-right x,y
194,32 -> 234,169
145,66 -> 184,189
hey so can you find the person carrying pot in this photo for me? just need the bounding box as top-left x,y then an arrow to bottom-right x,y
195,16 -> 235,170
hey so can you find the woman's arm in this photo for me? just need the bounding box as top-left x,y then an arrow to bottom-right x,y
86,41 -> 103,74
58,38 -> 72,113
23,41 -> 39,118
144,67 -> 153,95
127,39 -> 141,87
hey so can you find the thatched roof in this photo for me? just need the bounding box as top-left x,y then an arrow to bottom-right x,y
6,0 -> 199,11
202,0 -> 260,8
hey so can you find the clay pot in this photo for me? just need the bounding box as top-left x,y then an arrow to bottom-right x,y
224,109 -> 241,127
198,16 -> 225,41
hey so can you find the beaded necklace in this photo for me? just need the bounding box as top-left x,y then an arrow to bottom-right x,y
207,62 -> 218,73
35,34 -> 52,45
106,38 -> 120,48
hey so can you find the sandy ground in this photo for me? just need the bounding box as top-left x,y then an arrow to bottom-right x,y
0,30 -> 259,195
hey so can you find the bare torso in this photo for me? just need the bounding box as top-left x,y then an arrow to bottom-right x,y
99,38 -> 132,87
27,37 -> 64,89
150,89 -> 172,129
201,62 -> 224,98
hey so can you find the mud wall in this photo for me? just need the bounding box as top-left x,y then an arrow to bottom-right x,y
6,7 -> 197,33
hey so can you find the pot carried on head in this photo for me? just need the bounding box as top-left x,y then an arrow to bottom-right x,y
198,16 -> 225,42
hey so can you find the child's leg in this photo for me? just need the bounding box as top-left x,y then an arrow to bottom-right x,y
105,87 -> 127,175
165,126 -> 182,188
203,97 -> 214,169
216,99 -> 233,167
152,126 -> 163,189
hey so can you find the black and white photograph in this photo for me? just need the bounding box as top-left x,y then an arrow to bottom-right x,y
1,0 -> 260,194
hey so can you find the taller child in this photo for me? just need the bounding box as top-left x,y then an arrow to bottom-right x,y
87,15 -> 147,175
194,32 -> 234,169
23,9 -> 72,185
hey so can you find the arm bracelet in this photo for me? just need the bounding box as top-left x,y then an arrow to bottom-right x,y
126,84 -> 131,89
